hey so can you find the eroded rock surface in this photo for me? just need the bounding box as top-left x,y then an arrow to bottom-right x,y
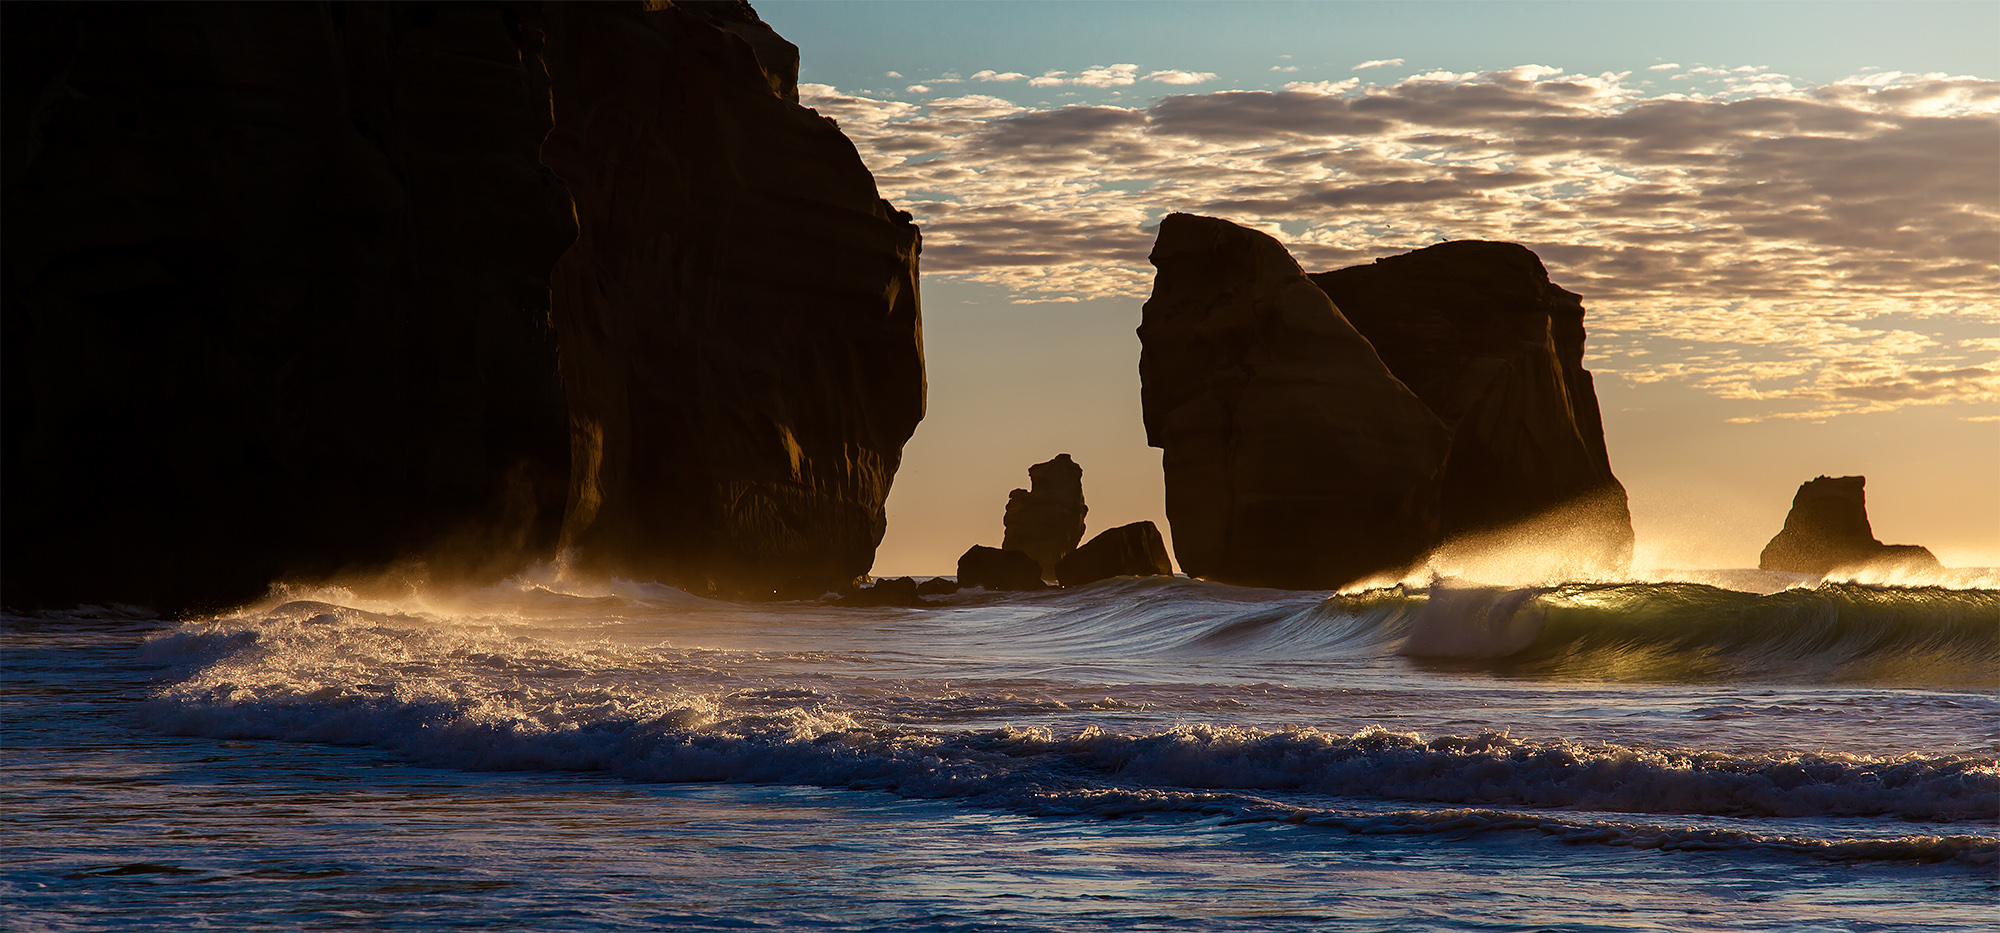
1139,214 -> 1452,589
1759,476 -> 1940,575
1001,454 -> 1088,579
1055,522 -> 1175,587
1,2 -> 923,611
1139,214 -> 1631,589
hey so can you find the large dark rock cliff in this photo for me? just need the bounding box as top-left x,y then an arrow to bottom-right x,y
1139,214 -> 1452,588
539,3 -> 923,597
1139,214 -> 1631,589
1312,240 -> 1632,562
1,2 -> 923,611
1759,476 -> 1939,575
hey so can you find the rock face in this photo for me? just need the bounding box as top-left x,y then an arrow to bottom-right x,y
1759,476 -> 1940,575
1139,214 -> 1632,589
2,2 -> 574,612
1055,522 -> 1175,587
956,546 -> 1046,592
1,2 -> 923,611
1310,240 -> 1631,560
1139,214 -> 1453,589
1001,454 -> 1088,579
539,3 -> 924,598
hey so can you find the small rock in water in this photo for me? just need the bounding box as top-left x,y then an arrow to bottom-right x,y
956,546 -> 1047,591
915,577 -> 962,596
1759,475 -> 1940,575
1055,522 -> 1174,586
840,576 -> 921,607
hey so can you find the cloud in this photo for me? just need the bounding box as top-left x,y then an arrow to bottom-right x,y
1074,64 -> 1141,87
971,70 -> 1028,83
1270,66 -> 1299,73
800,67 -> 2000,418
1147,70 -> 1220,85
885,71 -> 902,79
1649,63 -> 1682,71
905,84 -> 930,95
1353,58 -> 1406,71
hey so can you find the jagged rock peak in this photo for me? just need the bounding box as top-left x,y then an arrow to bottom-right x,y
1002,453 -> 1088,580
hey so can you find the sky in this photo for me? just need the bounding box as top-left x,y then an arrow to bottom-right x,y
755,1 -> 2000,574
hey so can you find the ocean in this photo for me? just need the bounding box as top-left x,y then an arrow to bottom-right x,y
5,568 -> 1996,931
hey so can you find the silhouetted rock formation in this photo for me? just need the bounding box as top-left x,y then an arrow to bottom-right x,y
1139,214 -> 1452,589
1,2 -> 574,612
1759,476 -> 1940,575
1,2 -> 922,612
540,3 -> 923,599
1001,454 -> 1088,579
1055,522 -> 1174,587
956,546 -> 1047,591
1139,214 -> 1632,589
839,576 -> 920,607
1311,241 -> 1632,561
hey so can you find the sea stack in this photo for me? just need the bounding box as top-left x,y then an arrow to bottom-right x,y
1001,454 -> 1088,579
1138,214 -> 1633,589
1139,214 -> 1452,588
1759,476 -> 1940,575
1,2 -> 922,611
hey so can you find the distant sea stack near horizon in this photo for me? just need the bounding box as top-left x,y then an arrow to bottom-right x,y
1001,454 -> 1088,580
1,1 -> 922,611
1759,476 -> 1941,576
1139,213 -> 1632,589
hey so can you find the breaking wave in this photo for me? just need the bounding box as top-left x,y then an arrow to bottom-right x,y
136,591 -> 1999,866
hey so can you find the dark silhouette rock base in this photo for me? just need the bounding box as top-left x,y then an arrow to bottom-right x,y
839,576 -> 920,607
957,546 -> 1047,591
1055,522 -> 1174,586
1759,476 -> 1940,575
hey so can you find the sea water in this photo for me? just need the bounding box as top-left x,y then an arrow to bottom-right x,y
4,570 -> 1996,931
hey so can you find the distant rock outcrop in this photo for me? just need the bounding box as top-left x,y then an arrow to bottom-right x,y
1001,454 -> 1088,579
1,2 -> 923,611
1055,522 -> 1175,587
1138,214 -> 1632,589
1759,476 -> 1940,575
956,546 -> 1047,592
